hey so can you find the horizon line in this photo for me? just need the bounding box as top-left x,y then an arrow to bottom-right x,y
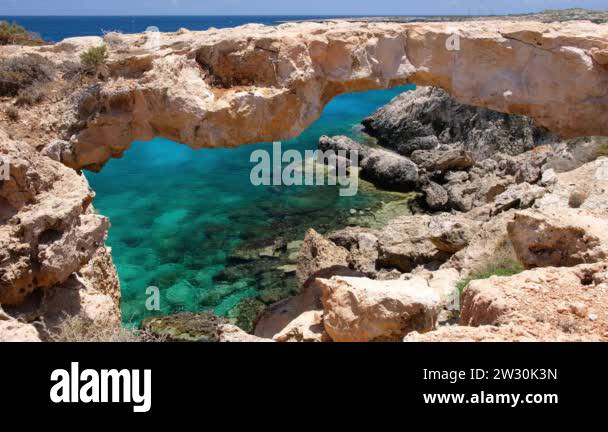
0,12 -> 551,18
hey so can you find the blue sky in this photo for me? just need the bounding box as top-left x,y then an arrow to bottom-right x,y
0,0 -> 606,16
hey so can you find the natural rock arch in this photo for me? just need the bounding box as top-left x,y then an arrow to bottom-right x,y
6,20 -> 608,170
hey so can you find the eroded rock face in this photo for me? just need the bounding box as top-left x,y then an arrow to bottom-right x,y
508,208 -> 608,268
273,310 -> 330,342
362,86 -> 556,159
459,262 -> 608,341
296,228 -> 350,286
142,312 -> 272,342
318,276 -> 441,342
0,131 -> 109,305
2,20 -> 607,170
0,315 -> 41,342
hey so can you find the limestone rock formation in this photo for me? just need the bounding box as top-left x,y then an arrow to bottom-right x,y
536,157 -> 608,209
459,262 -> 608,341
0,131 -> 106,304
404,323 -> 604,342
0,130 -> 120,340
2,20 -> 607,170
318,276 -> 442,342
273,310 -> 330,342
508,208 -> 608,268
296,228 -> 350,286
377,215 -> 452,272
0,316 -> 41,342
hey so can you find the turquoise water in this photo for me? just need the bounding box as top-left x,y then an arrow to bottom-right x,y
86,85 -> 415,326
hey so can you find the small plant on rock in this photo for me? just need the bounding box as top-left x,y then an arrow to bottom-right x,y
0,21 -> 45,46
457,260 -> 525,296
80,45 -> 109,73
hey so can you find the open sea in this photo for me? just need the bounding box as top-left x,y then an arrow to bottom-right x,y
1,16 -> 414,325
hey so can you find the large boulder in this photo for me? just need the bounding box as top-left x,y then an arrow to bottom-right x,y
459,262 -> 608,341
273,310 -> 330,342
362,87 -> 554,159
318,276 -> 442,342
377,215 -> 451,272
410,146 -> 475,173
359,148 -> 419,192
296,229 -> 350,286
318,135 -> 369,162
328,226 -> 381,276
508,208 -> 608,268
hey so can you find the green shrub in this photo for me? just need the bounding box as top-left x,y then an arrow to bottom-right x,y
50,314 -> 164,342
457,261 -> 525,296
0,54 -> 54,97
15,82 -> 47,106
0,21 -> 45,46
80,45 -> 109,71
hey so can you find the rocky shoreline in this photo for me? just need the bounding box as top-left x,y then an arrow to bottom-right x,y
141,86 -> 608,343
1,14 -> 608,341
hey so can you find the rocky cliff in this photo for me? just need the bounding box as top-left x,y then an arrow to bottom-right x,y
0,130 -> 119,341
1,20 -> 608,171
2,18 -> 608,342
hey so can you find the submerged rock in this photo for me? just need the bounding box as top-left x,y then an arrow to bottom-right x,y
142,312 -> 271,342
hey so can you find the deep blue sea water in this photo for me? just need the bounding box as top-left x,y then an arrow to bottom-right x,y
1,16 -> 415,325
0,16 -> 355,42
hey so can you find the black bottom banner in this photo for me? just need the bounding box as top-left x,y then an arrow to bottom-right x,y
1,342 -> 605,418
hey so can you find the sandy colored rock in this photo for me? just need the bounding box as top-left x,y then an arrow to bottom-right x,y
2,20 -> 607,170
444,211 -> 519,278
459,262 -> 608,340
377,215 -> 451,272
508,208 -> 608,268
273,310 -> 330,342
0,318 -> 42,342
218,324 -> 273,343
535,157 -> 608,210
404,323 -> 605,342
0,130 -> 110,305
296,229 -> 350,286
318,276 -> 441,342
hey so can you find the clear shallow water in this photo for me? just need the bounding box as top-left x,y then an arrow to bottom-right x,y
87,86 -> 415,325
2,15 -> 415,325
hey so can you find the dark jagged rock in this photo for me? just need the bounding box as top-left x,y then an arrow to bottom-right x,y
318,135 -> 369,162
362,87 -> 555,159
318,135 -> 419,191
360,148 -> 419,191
410,145 -> 475,173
